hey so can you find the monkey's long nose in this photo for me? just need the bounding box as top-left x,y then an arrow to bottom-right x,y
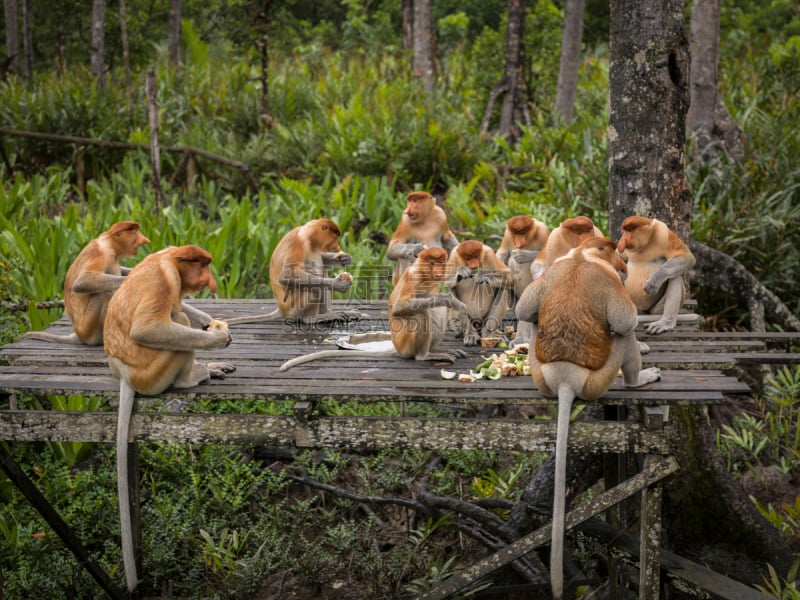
208,275 -> 218,294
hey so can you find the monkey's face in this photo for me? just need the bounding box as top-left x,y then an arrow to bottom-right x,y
170,246 -> 217,295
511,231 -> 532,249
508,216 -> 534,247
618,217 -> 653,253
418,248 -> 448,279
456,240 -> 483,269
317,220 -> 343,252
124,228 -> 150,255
109,222 -> 150,256
178,259 -> 217,295
404,196 -> 431,222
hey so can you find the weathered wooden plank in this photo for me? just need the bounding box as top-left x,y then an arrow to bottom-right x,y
417,456 -> 681,600
0,410 -> 675,453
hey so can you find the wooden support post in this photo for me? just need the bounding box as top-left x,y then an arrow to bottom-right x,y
0,445 -> 126,599
639,455 -> 664,599
604,405 -> 627,600
639,407 -> 668,599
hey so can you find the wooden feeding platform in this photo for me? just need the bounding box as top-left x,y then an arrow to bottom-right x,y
0,299 -> 795,599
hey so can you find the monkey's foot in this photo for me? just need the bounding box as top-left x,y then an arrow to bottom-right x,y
625,367 -> 661,388
643,317 -> 677,335
208,362 -> 236,379
418,349 -> 467,363
638,340 -> 651,354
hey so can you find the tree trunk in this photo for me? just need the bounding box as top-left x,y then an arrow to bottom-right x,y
119,0 -> 133,106
608,0 -> 795,582
480,0 -> 530,141
402,0 -> 413,52
257,31 -> 272,128
168,0 -> 182,68
21,0 -> 31,79
687,0 -> 745,163
146,71 -> 165,212
412,0 -> 435,96
608,0 -> 691,240
90,0 -> 106,88
3,0 -> 19,76
554,0 -> 585,122
54,27 -> 65,77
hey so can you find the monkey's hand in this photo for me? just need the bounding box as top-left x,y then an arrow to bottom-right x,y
325,251 -> 352,266
511,249 -> 538,264
455,266 -> 473,283
208,328 -> 233,348
473,271 -> 507,286
644,273 -> 668,296
402,243 -> 426,258
463,331 -> 480,346
331,273 -> 354,293
644,256 -> 694,295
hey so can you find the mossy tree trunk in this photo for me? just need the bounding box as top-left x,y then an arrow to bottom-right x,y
608,0 -> 795,581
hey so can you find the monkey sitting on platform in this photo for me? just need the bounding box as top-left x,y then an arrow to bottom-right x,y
104,245 -> 235,592
21,221 -> 149,345
515,237 -> 661,600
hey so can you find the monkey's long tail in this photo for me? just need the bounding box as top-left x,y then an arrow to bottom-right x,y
224,309 -> 282,326
550,384 -> 575,600
280,349 -> 396,371
20,330 -> 84,344
117,380 -> 139,592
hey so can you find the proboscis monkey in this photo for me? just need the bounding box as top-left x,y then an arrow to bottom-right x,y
448,240 -> 513,346
496,215 -> 550,346
226,218 -> 364,325
386,191 -> 459,286
390,247 -> 468,362
530,216 -> 604,281
20,221 -> 149,345
617,216 -> 696,335
515,237 -> 661,600
279,248 -> 467,370
103,245 -> 235,592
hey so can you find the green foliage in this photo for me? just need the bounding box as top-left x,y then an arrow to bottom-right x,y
717,366 -> 800,475
755,557 -> 800,600
469,462 -> 526,504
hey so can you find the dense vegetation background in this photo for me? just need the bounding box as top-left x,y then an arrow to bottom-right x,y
0,0 -> 798,597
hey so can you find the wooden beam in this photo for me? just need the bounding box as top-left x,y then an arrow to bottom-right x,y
0,410 -> 673,453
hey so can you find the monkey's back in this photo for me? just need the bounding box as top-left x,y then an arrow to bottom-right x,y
534,261 -> 615,371
63,238 -> 119,342
104,254 -> 189,393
